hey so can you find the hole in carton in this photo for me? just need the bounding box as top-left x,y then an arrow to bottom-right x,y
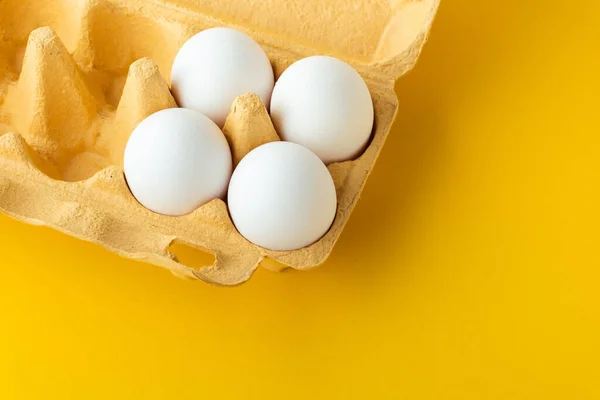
169,240 -> 216,270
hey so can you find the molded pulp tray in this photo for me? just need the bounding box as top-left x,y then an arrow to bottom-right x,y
0,0 -> 439,285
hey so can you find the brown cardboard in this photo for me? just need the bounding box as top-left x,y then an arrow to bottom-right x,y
222,93 -> 280,168
0,0 -> 439,285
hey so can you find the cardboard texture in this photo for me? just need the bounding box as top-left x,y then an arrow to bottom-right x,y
0,0 -> 439,285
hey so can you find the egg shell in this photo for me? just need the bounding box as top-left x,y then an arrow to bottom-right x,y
124,108 -> 232,216
270,56 -> 374,164
171,27 -> 274,127
228,142 -> 337,251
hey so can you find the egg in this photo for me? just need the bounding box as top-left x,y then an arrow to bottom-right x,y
124,108 -> 232,216
228,142 -> 337,251
171,27 -> 274,127
270,56 -> 374,164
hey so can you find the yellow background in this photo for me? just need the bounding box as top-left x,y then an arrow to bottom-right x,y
1,0 -> 599,398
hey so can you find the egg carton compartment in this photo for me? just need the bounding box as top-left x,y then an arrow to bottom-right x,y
0,0 -> 439,285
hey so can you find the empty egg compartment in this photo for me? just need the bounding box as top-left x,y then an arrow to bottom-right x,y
0,0 -> 439,285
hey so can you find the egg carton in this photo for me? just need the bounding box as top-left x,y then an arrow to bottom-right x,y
0,0 -> 439,285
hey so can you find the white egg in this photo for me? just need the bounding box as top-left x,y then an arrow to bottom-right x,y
270,56 -> 374,164
228,142 -> 337,251
124,108 -> 232,216
171,27 -> 274,127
